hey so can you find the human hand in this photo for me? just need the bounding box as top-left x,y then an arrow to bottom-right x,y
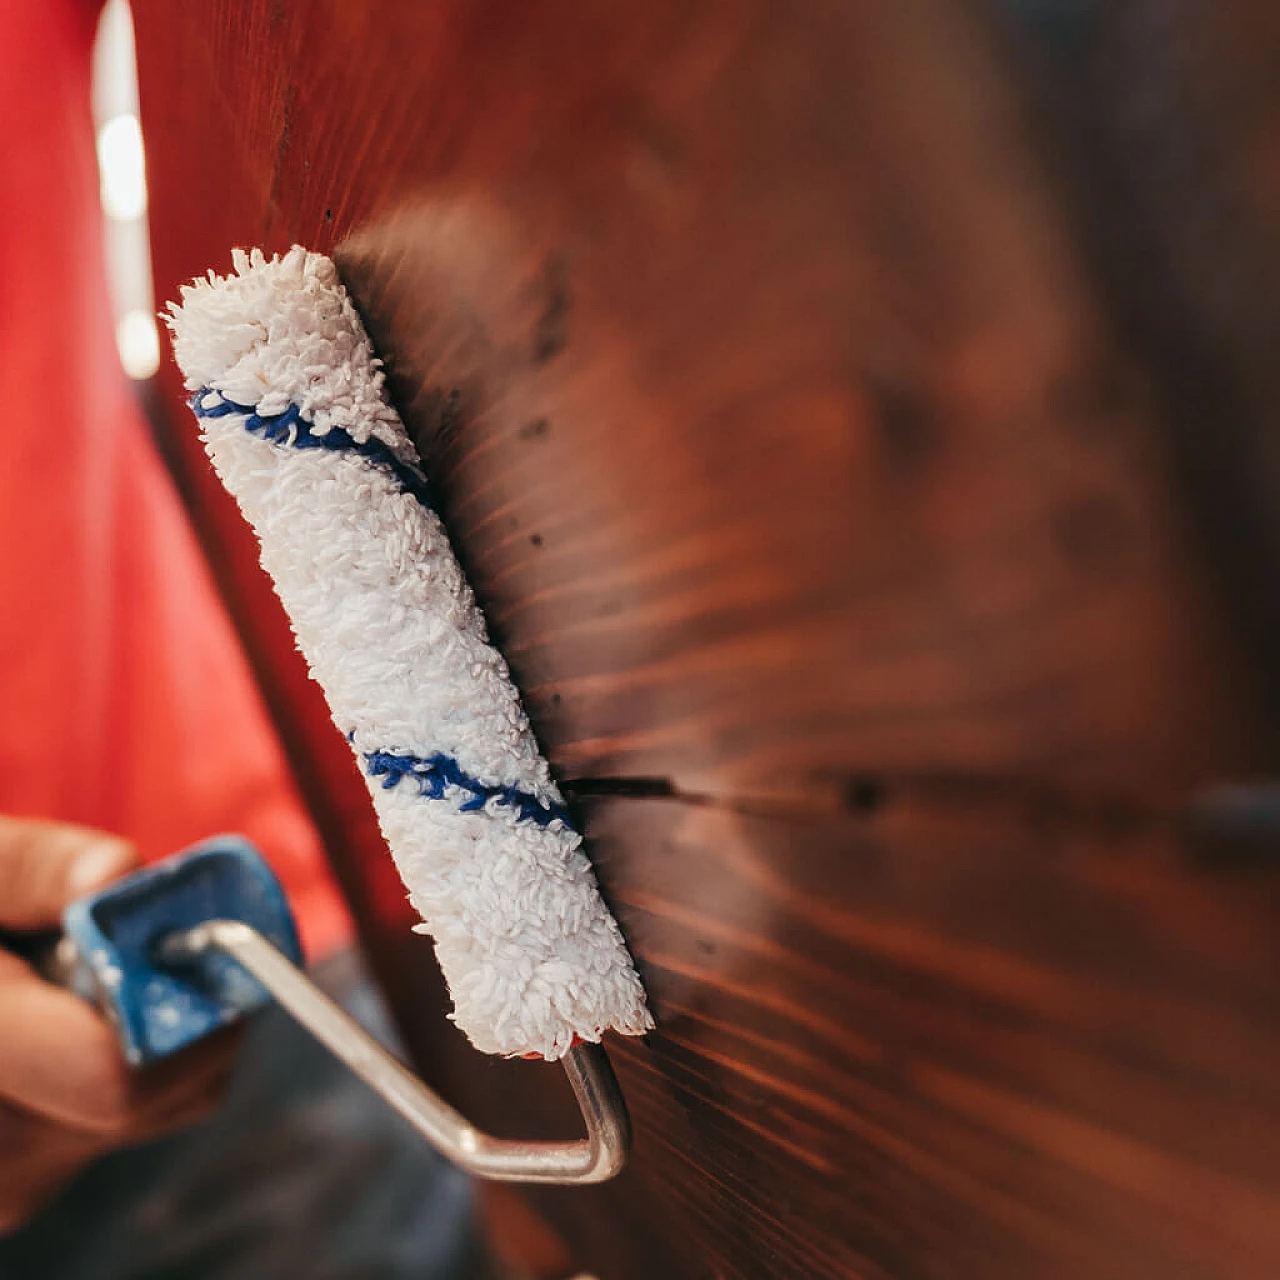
0,817 -> 240,1231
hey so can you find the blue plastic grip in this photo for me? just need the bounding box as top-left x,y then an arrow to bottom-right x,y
61,835 -> 303,1065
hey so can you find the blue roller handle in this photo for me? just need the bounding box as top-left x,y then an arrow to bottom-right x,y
61,835 -> 303,1065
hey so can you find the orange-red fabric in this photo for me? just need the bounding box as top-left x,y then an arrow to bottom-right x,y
0,0 -> 351,959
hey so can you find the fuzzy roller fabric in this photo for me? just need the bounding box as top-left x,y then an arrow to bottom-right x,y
165,247 -> 652,1059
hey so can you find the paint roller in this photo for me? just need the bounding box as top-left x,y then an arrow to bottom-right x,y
36,246 -> 653,1185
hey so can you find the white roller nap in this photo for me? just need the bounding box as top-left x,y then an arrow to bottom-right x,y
166,246 -> 652,1059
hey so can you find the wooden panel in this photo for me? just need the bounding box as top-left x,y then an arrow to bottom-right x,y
131,2 -> 1280,1277
1005,0 -> 1280,723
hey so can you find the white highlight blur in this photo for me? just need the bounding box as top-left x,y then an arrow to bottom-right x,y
97,113 -> 147,221
116,308 -> 161,380
93,0 -> 158,382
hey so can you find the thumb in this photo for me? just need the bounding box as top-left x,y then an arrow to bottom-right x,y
0,817 -> 138,931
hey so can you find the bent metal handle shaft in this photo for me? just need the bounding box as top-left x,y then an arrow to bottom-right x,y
160,920 -> 631,1185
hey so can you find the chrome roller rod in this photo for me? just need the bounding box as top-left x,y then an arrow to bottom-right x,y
161,919 -> 631,1185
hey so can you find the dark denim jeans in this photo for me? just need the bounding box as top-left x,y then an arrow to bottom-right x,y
0,952 -> 498,1280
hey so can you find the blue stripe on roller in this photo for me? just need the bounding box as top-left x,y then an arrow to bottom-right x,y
191,387 -> 434,508
364,749 -> 574,830
192,389 -> 561,831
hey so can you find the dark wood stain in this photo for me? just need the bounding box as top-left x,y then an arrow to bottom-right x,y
531,255 -> 572,366
131,2 -> 1280,1276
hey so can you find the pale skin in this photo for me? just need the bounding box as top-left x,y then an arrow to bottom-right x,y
0,817 -> 240,1231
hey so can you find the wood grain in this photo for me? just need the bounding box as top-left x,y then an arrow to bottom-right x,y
1002,0 -> 1280,728
131,1 -> 1280,1276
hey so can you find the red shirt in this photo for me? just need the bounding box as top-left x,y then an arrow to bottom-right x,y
0,0 -> 350,959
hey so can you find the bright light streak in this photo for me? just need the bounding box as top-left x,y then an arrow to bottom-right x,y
115,309 -> 160,380
97,113 -> 147,221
